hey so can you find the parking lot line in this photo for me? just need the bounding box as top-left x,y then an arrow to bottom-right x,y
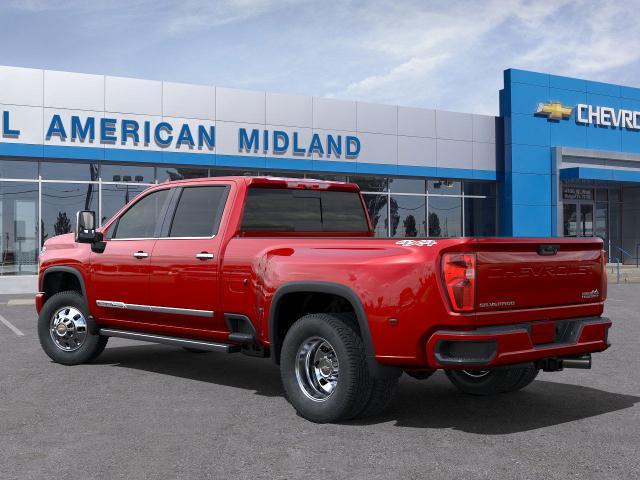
7,298 -> 35,306
0,314 -> 25,336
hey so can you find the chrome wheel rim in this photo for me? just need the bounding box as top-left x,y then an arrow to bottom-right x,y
295,336 -> 339,402
461,369 -> 491,379
49,306 -> 87,352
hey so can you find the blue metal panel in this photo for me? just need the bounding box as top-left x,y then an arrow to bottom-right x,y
620,85 -> 640,101
512,204 -> 552,237
0,142 -> 43,158
104,148 -> 162,163
510,144 -> 551,174
356,162 -> 397,175
511,172 -> 551,206
548,88 -> 587,148
44,145 -> 104,161
216,154 -> 266,169
564,167 -> 640,184
585,94 -> 622,150
620,98 -> 640,153
472,169 -> 498,180
511,113 -> 550,147
395,164 -> 438,177
162,151 -> 215,166
549,74 -> 587,92
560,167 -> 613,181
586,80 -> 621,97
510,83 -> 549,115
265,156 -> 314,171
312,159 -> 358,174
506,69 -> 549,87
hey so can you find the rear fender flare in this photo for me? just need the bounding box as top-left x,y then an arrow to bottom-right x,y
268,281 -> 400,379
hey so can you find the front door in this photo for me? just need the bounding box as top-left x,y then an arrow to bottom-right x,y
563,201 -> 594,237
146,183 -> 231,336
89,187 -> 172,326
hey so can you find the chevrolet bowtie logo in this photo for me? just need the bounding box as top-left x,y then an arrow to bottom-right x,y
535,101 -> 573,121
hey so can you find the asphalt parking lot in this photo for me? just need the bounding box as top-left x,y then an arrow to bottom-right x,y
0,287 -> 638,480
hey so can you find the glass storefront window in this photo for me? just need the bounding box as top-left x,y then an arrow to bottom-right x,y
100,184 -> 147,225
390,195 -> 427,237
0,159 -> 38,179
260,171 -> 305,178
595,189 -> 608,201
428,195 -> 462,237
306,173 -> 347,182
595,202 -> 607,242
101,163 -> 155,183
464,197 -> 496,236
0,182 -> 39,275
41,183 -> 98,242
209,168 -> 259,177
157,166 -> 208,182
464,181 -> 496,197
563,203 -> 577,237
362,194 -> 388,237
428,179 -> 461,195
348,176 -> 388,192
41,161 -> 99,181
388,177 -> 425,194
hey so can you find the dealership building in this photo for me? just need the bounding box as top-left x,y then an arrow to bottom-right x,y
1,65 -> 640,291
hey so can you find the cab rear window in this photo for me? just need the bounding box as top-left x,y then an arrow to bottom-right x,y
240,188 -> 369,232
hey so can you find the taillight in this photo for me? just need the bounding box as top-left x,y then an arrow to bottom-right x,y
442,253 -> 476,312
601,250 -> 608,301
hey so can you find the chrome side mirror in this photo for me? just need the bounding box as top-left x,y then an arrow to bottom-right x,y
75,210 -> 97,243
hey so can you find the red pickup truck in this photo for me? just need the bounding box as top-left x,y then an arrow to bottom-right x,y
36,176 -> 611,422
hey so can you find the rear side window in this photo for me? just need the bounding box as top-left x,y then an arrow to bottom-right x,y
168,186 -> 229,237
112,189 -> 170,239
240,188 -> 369,232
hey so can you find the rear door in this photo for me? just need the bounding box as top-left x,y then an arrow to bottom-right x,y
146,183 -> 231,334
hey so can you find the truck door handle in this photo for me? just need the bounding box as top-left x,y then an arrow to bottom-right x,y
133,251 -> 149,259
195,252 -> 214,260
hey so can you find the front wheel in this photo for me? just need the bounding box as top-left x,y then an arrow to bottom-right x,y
280,313 -> 374,423
38,291 -> 108,366
445,364 -> 539,396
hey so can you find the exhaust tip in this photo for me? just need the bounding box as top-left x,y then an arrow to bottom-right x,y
562,354 -> 592,369
536,354 -> 592,371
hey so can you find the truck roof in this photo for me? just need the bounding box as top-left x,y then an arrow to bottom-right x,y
161,176 -> 361,192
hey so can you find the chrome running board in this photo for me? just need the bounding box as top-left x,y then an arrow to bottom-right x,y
99,328 -> 241,353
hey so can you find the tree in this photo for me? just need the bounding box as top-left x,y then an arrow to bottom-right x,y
390,197 -> 400,236
403,215 -> 417,237
428,212 -> 441,237
53,212 -> 72,236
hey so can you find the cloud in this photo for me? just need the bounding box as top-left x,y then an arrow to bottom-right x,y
3,0 -> 640,116
326,0 -> 640,114
163,0 -> 309,35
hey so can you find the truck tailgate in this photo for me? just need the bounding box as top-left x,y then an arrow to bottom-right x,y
473,238 -> 605,311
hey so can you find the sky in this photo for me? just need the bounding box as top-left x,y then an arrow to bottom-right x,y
1,0 -> 640,115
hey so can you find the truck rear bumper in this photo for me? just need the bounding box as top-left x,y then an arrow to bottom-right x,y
426,316 -> 611,369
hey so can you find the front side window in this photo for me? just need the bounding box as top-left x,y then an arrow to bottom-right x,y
111,189 -> 170,239
168,186 -> 229,237
240,188 -> 369,233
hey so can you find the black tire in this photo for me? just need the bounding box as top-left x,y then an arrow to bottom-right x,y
445,364 -> 539,396
280,313 -> 372,423
182,347 -> 209,354
38,291 -> 108,366
356,378 -> 398,418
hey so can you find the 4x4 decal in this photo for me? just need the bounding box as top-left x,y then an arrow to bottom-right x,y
395,239 -> 438,247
